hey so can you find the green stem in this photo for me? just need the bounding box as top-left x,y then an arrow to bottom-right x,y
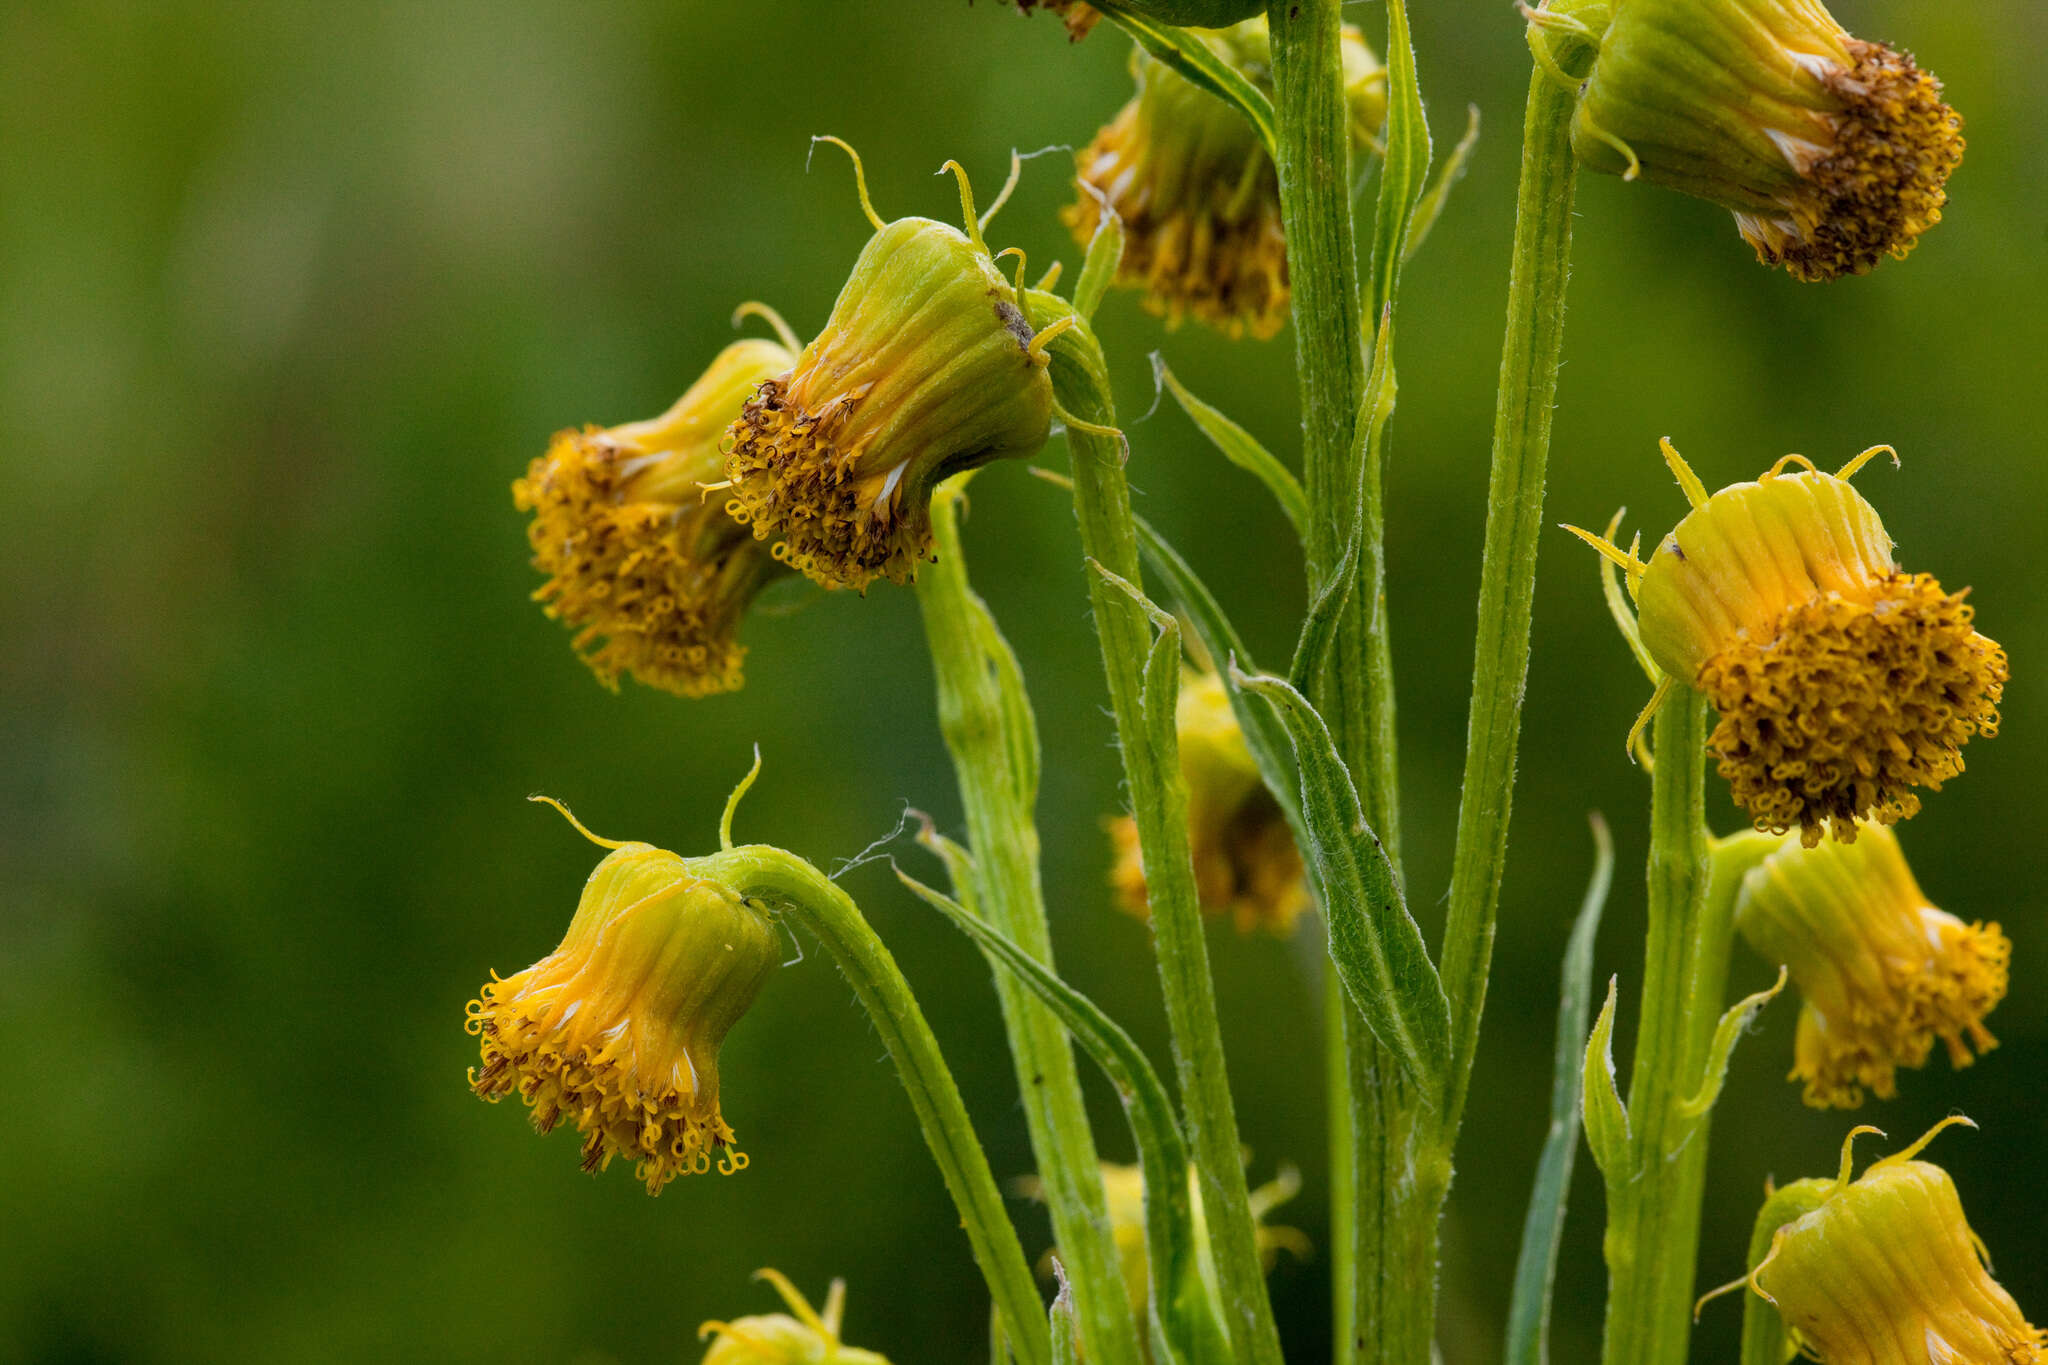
914,483 -> 1146,1365
1597,689 -> 1726,1365
1266,9 -> 1391,1361
1437,65 -> 1582,1140
686,844 -> 1051,1365
1038,299 -> 1285,1365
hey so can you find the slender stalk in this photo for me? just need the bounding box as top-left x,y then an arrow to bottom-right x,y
1265,9 -> 1383,1360
687,844 -> 1051,1365
1038,300 -> 1285,1365
1437,65 -> 1582,1139
914,483 -> 1145,1365
1597,689 -> 1723,1365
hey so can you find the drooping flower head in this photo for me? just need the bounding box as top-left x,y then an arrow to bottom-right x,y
514,335 -> 796,695
1528,0 -> 1964,280
725,147 -> 1057,591
1743,1121 -> 2043,1363
466,801 -> 781,1193
1569,441 -> 2006,845
1062,19 -> 1386,339
1732,825 -> 2008,1108
698,1269 -> 892,1365
1110,670 -> 1310,936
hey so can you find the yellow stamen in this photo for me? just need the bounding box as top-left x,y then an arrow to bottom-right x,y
811,135 -> 885,232
528,794 -> 628,850
1873,1115 -> 1978,1172
1765,453 -> 1819,478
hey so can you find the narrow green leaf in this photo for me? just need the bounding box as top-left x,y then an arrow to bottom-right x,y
1153,357 -> 1306,539
1052,1264 -> 1083,1365
1364,0 -> 1432,322
1089,3 -> 1276,152
899,867 -> 1226,1365
1582,977 -> 1631,1182
1678,968 -> 1786,1119
1231,665 -> 1449,1095
1296,315 -> 1396,696
1404,104 -> 1480,263
1505,813 -> 1615,1365
1074,196 -> 1125,322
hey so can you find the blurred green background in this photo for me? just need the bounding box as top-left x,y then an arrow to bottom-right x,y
5,2 -> 2044,1361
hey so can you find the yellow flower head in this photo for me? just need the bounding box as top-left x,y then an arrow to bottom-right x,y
1023,1161 -> 1308,1329
1530,0 -> 1964,280
1733,825 -> 2009,1109
514,336 -> 795,696
1109,671 -> 1310,936
698,1269 -> 892,1365
1571,441 -> 2006,845
1747,1121 -> 2043,1364
1062,19 -> 1386,340
466,803 -> 781,1193
724,151 -> 1056,592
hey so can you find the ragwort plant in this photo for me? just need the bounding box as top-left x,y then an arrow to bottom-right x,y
467,2 -> 2022,1362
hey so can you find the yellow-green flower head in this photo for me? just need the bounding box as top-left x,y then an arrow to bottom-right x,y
698,1270 -> 891,1365
1732,825 -> 2009,1109
724,177 -> 1056,592
513,337 -> 796,696
1577,442 -> 2006,845
1530,0 -> 1964,280
1747,1122 -> 2043,1364
1063,19 -> 1386,340
466,806 -> 781,1193
1109,671 -> 1310,936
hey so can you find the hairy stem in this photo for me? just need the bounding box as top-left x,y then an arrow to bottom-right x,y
1038,298 -> 1286,1365
914,483 -> 1145,1365
688,844 -> 1051,1365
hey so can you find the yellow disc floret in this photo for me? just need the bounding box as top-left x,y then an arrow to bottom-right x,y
514,337 -> 795,695
1733,825 -> 2009,1108
1587,443 -> 2006,845
467,828 -> 781,1193
1534,0 -> 1964,280
1110,671 -> 1309,936
724,215 -> 1054,591
1062,19 -> 1385,339
1746,1123 -> 2043,1363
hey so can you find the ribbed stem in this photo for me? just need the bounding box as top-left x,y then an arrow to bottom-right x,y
914,484 -> 1145,1365
1598,690 -> 1721,1365
1040,302 -> 1286,1365
687,845 -> 1051,1365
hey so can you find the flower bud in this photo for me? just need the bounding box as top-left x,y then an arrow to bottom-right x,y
513,338 -> 795,695
466,824 -> 781,1193
1749,1124 -> 2042,1363
1532,0 -> 1964,280
698,1270 -> 891,1365
1585,444 -> 2005,844
1063,19 -> 1386,339
724,216 -> 1054,591
1733,825 -> 2008,1108
1109,671 -> 1309,935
